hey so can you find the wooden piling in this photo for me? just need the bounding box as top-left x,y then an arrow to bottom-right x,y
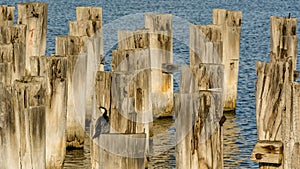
29,55 -> 68,168
46,56 -> 68,168
269,16 -> 298,69
98,134 -> 146,169
56,35 -> 88,149
0,25 -> 27,81
69,7 -> 104,122
117,28 -> 173,117
91,71 -> 112,169
212,9 -> 242,111
145,14 -> 173,117
1,76 -> 46,169
251,16 -> 300,169
190,24 -> 223,65
17,2 -> 48,74
0,83 -> 12,169
0,6 -> 15,26
176,64 -> 224,169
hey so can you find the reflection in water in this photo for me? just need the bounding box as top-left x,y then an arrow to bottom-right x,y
63,116 -> 245,168
223,112 -> 243,168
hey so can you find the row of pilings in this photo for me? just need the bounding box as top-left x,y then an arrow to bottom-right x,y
0,2 -> 246,169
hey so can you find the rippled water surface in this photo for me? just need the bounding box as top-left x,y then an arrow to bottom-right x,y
3,0 -> 300,168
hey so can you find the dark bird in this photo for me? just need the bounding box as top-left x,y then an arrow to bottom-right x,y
288,13 -> 291,18
92,106 -> 110,139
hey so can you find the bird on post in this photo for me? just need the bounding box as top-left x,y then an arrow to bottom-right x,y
92,106 -> 110,139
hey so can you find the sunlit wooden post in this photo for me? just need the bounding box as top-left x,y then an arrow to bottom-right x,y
98,134 -> 146,169
17,2 -> 48,74
2,76 -> 46,169
56,36 -> 87,149
176,64 -> 224,169
91,71 -> 111,169
70,7 -> 103,121
0,5 -> 15,26
0,25 -> 27,81
30,55 -> 68,168
145,14 -> 173,117
251,16 -> 299,169
213,9 -> 242,111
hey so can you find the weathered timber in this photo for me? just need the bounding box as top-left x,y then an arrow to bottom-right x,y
66,54 -> 87,149
176,65 -> 224,169
29,55 -> 68,168
69,16 -> 104,121
213,9 -> 242,111
91,71 -> 111,169
0,25 -> 26,81
251,15 -> 300,169
46,56 -> 68,168
0,62 -> 12,86
110,72 -> 135,134
76,7 -> 102,21
56,36 -> 87,55
0,83 -> 12,169
17,2 -> 48,74
162,63 -> 178,73
270,16 -> 297,67
98,134 -> 146,169
117,28 -> 173,117
56,35 -> 87,148
21,106 -> 46,169
4,76 -> 45,169
254,61 -> 296,169
250,140 -> 283,164
69,19 -> 103,64
190,24 -> 223,65
0,6 -> 14,26
255,61 -> 292,141
145,14 -> 173,117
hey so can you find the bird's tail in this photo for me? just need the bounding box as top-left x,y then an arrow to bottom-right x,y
92,132 -> 100,139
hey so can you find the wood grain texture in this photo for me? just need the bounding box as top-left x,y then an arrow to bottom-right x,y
17,2 -> 48,74
0,6 -> 14,26
250,140 -> 283,164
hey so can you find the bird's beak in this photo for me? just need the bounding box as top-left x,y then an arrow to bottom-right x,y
99,107 -> 106,114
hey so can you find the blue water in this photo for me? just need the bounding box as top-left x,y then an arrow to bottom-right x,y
2,0 -> 300,168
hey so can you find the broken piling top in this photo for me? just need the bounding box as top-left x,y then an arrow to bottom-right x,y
17,2 -> 48,74
76,6 -> 102,21
212,9 -> 242,27
270,16 -> 298,69
145,13 -> 172,37
190,24 -> 223,65
0,6 -> 15,26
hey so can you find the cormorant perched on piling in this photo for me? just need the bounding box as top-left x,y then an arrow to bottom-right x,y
92,106 -> 110,139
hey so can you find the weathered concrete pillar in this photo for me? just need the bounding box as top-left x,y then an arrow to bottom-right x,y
213,9 -> 242,111
17,2 -> 48,74
0,6 -> 15,26
176,64 -> 224,169
98,134 -> 146,169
